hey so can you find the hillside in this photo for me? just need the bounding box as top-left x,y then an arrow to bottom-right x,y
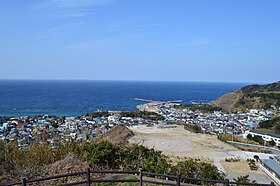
257,117 -> 280,133
94,125 -> 134,145
212,81 -> 280,112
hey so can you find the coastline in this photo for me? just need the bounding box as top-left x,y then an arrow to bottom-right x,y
0,81 -> 246,117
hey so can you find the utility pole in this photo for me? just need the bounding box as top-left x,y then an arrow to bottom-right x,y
264,133 -> 267,152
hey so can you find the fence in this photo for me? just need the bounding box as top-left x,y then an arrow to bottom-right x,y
5,169 -> 275,186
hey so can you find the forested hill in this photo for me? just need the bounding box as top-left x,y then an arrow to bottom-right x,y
212,81 -> 280,112
257,117 -> 280,133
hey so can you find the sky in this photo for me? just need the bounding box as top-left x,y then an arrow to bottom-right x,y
0,0 -> 279,83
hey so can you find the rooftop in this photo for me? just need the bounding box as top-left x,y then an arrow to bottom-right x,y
261,158 -> 280,178
250,130 -> 280,139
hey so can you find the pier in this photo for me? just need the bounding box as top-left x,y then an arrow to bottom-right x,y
133,98 -> 182,103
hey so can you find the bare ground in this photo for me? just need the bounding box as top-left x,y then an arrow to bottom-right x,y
129,125 -> 240,160
128,125 -> 273,183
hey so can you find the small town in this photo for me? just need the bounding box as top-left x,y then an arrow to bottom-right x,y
0,100 -> 277,149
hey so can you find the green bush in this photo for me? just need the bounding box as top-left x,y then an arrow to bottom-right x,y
1,140 -> 225,184
80,141 -> 121,168
225,158 -> 240,162
175,104 -> 221,113
234,175 -> 256,185
247,159 -> 258,171
170,158 -> 224,180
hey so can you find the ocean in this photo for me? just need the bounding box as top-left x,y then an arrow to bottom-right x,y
0,80 -> 247,117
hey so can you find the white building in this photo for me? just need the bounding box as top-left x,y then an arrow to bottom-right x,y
244,130 -> 280,146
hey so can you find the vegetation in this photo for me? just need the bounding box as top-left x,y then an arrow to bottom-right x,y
170,158 -> 224,185
175,104 -> 222,113
247,134 -> 264,145
184,124 -> 202,133
212,81 -> 280,112
248,93 -> 280,108
246,133 -> 252,139
246,133 -> 277,147
0,141 -> 79,182
218,134 -> 240,142
78,142 -> 170,173
269,139 -> 276,147
236,93 -> 280,110
120,111 -> 165,121
247,159 -> 258,171
257,117 -> 280,134
225,158 -> 240,162
0,140 -> 224,184
234,175 -> 256,185
219,133 -> 272,151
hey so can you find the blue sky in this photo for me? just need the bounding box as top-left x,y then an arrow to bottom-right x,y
0,0 -> 279,83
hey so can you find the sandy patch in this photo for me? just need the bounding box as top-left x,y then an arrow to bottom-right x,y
129,125 -> 240,160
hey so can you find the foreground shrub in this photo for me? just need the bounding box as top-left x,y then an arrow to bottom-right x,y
1,140 -> 224,184
170,158 -> 225,181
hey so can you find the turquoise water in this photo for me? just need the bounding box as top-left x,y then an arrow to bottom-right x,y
0,80 -> 247,116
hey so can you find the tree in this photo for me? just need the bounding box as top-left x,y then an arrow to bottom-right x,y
0,141 -> 17,175
234,175 -> 255,185
258,117 -> 280,134
251,135 -> 264,145
170,158 -> 224,181
246,133 -> 252,139
269,139 -> 276,147
120,144 -> 169,173
81,141 -> 121,168
78,141 -> 170,173
258,120 -> 273,129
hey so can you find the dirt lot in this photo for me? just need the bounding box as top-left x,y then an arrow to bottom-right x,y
129,125 -> 240,160
128,125 -> 273,184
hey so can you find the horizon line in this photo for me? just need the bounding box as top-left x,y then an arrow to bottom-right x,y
0,78 -> 261,84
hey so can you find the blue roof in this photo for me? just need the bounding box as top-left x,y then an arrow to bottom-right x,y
247,121 -> 256,125
261,159 -> 280,178
95,117 -> 102,121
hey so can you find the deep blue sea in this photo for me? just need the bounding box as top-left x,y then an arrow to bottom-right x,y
0,80 -> 248,117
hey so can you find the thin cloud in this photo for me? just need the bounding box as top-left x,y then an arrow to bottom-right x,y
39,0 -> 115,18
44,0 -> 114,9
